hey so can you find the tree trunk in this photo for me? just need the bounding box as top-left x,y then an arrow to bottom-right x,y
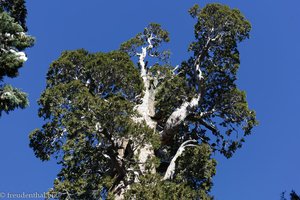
114,46 -> 158,199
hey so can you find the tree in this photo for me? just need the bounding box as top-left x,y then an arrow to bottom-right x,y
0,0 -> 28,31
30,3 -> 257,199
0,0 -> 34,116
290,191 -> 300,200
281,191 -> 300,200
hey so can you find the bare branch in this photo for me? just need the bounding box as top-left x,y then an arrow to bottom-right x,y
162,139 -> 197,180
200,108 -> 216,118
199,119 -> 218,134
147,33 -> 154,49
172,65 -> 180,75
162,95 -> 201,144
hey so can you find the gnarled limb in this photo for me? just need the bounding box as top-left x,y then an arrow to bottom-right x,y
161,33 -> 221,144
162,139 -> 197,180
134,35 -> 157,128
162,95 -> 201,144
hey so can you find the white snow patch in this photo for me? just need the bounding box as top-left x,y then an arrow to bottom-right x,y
9,49 -> 28,62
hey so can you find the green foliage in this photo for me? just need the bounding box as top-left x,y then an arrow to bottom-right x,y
46,49 -> 143,100
190,3 -> 251,43
175,144 -> 216,194
0,1 -> 34,116
0,84 -> 28,116
175,3 -> 258,157
125,144 -> 215,200
0,0 -> 28,31
37,50 -> 144,162
120,23 -> 170,61
0,11 -> 34,79
124,174 -> 197,200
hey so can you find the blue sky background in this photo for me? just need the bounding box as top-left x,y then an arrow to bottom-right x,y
0,0 -> 299,199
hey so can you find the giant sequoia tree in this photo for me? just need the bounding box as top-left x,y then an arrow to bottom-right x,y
30,4 -> 257,199
0,0 -> 34,116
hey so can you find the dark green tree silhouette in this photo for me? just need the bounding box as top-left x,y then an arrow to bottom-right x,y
281,191 -> 300,200
291,191 -> 300,200
30,3 -> 257,199
0,0 -> 34,116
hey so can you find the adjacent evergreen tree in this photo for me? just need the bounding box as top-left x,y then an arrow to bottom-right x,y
291,191 -> 300,200
0,0 -> 34,116
281,191 -> 300,200
0,0 -> 28,31
30,3 -> 257,199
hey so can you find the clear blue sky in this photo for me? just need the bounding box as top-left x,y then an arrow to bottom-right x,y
0,0 -> 299,199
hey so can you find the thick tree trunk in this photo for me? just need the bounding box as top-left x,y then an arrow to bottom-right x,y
133,46 -> 157,174
114,46 -> 157,200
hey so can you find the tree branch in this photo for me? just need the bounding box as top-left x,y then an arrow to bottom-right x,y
187,113 -> 218,134
162,139 -> 197,180
200,108 -> 216,118
161,95 -> 201,144
161,33 -> 219,144
199,119 -> 218,134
